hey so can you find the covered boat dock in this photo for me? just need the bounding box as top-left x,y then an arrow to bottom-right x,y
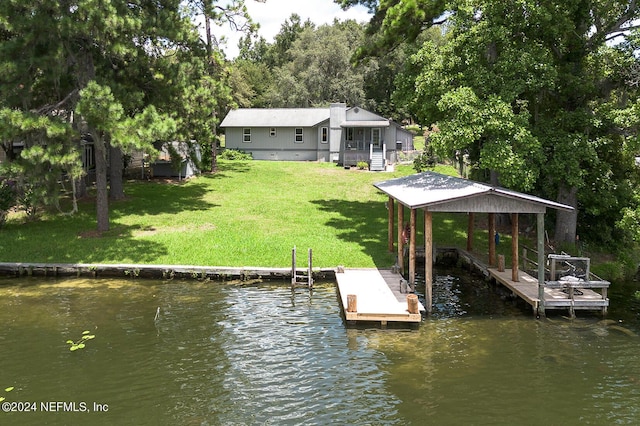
373,171 -> 607,317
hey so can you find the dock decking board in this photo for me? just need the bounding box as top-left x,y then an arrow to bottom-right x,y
335,268 -> 423,324
488,268 -> 609,312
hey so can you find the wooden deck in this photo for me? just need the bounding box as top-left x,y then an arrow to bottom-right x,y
335,268 -> 424,325
488,268 -> 609,315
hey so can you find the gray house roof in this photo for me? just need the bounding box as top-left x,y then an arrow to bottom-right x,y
220,108 -> 330,128
374,171 -> 573,214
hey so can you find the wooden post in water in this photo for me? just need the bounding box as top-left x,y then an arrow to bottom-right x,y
511,213 -> 519,282
409,208 -> 417,286
467,212 -> 474,252
398,204 -> 405,275
388,196 -> 395,253
488,213 -> 496,266
424,210 -> 433,314
407,294 -> 419,314
536,213 -> 546,317
497,255 -> 505,272
291,246 -> 296,288
308,248 -> 313,289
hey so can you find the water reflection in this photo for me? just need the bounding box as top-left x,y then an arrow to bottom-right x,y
0,270 -> 639,425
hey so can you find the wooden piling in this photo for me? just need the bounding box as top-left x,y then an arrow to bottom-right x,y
498,255 -> 505,272
488,213 -> 496,266
407,294 -> 419,314
511,213 -> 519,282
388,196 -> 395,253
347,294 -> 357,312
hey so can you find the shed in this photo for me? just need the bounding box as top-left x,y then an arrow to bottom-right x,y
374,171 -> 573,315
151,141 -> 201,180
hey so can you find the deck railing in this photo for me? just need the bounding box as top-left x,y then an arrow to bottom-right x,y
522,245 -> 610,314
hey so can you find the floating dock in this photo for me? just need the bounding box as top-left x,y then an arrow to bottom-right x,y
335,268 -> 424,325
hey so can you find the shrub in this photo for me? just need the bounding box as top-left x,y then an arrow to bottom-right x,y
356,161 -> 369,170
413,149 -> 438,172
0,178 -> 17,228
219,149 -> 253,161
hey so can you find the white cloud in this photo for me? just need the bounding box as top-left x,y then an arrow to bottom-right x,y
211,0 -> 372,58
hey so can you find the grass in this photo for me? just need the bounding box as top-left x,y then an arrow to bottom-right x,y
0,160 -> 511,269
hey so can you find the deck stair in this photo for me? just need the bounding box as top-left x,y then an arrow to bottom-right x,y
370,150 -> 385,171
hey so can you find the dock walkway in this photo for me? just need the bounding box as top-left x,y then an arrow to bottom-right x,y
335,268 -> 424,325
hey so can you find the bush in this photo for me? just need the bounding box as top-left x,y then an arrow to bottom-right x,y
0,178 -> 17,228
413,149 -> 438,172
219,149 -> 253,161
356,161 -> 369,170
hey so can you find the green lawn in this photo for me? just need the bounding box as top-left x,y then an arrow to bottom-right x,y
1,160 -> 503,268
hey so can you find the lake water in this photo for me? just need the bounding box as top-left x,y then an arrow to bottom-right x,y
1,267 -> 639,425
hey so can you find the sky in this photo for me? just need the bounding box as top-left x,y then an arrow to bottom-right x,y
210,0 -> 373,58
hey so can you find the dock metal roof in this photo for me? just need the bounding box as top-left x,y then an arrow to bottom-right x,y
220,108 -> 329,128
374,171 -> 573,213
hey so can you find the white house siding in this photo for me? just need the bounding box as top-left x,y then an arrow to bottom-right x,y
345,107 -> 384,122
225,126 -> 321,161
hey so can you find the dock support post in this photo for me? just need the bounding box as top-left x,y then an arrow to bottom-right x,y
397,204 -> 405,275
424,210 -> 433,313
407,294 -> 419,314
409,208 -> 416,286
308,248 -> 313,289
347,294 -> 357,312
467,212 -> 474,252
488,213 -> 496,266
536,213 -> 546,317
388,197 -> 395,253
511,213 -> 519,282
291,246 -> 296,288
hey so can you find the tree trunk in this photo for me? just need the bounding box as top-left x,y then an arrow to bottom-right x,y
76,176 -> 87,199
93,131 -> 109,232
211,119 -> 218,173
109,142 -> 125,200
204,6 -> 218,174
554,185 -> 578,243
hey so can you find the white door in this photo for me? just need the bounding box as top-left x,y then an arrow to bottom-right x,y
372,128 -> 381,148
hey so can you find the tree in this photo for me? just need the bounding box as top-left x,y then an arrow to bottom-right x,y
186,0 -> 262,172
77,83 -> 176,231
345,0 -> 640,245
266,20 -> 372,107
0,0 -> 207,231
0,108 -> 81,218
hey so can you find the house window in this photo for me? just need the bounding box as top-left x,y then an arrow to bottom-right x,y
321,127 -> 328,144
295,128 -> 303,143
243,128 -> 251,143
270,128 -> 277,137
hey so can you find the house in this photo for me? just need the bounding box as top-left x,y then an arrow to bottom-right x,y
220,103 -> 414,170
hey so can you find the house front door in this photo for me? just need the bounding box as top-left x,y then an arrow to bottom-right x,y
372,128 -> 381,149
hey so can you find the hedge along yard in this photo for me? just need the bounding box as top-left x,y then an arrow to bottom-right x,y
0,160 -> 482,269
